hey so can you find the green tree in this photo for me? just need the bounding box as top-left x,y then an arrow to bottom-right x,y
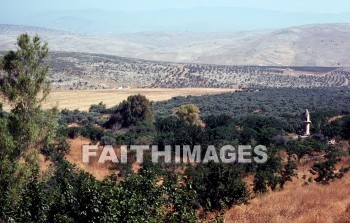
163,171 -> 198,222
341,116 -> 350,140
0,34 -> 55,156
253,149 -> 296,193
185,162 -> 249,210
102,169 -> 165,222
176,104 -> 201,126
0,34 -> 56,219
115,94 -> 154,127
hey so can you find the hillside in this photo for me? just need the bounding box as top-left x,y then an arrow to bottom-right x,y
1,24 -> 350,66
6,51 -> 350,90
3,8 -> 350,34
225,159 -> 350,223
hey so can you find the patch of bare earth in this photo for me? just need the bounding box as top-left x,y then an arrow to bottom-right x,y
64,137 -> 111,180
64,137 -> 140,180
327,115 -> 346,123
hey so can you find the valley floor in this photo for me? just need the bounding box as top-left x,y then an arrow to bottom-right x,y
1,88 -> 235,111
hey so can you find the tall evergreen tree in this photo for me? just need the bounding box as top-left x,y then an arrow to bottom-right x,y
0,34 -> 56,219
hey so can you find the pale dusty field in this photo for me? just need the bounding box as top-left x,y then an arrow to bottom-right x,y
1,88 -> 235,111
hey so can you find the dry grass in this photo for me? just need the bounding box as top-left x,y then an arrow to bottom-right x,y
225,158 -> 350,223
38,137 -> 121,180
1,88 -> 235,111
64,137 -> 113,180
64,137 -> 141,180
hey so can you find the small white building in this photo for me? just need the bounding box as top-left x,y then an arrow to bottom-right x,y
328,139 -> 336,145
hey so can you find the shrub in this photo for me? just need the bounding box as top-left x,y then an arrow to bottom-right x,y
310,149 -> 344,184
100,135 -> 116,146
185,162 -> 249,210
89,102 -> 107,113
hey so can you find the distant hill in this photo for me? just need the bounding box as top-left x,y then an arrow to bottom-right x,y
1,23 -> 350,66
3,8 -> 350,34
193,23 -> 350,66
1,51 -> 348,90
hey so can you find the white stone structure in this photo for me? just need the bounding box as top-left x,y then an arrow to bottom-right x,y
303,109 -> 311,136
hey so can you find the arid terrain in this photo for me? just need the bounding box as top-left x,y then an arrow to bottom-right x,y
1,88 -> 234,111
1,23 -> 350,67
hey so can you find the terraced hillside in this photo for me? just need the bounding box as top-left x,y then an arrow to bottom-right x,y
1,51 -> 349,89
44,52 -> 350,89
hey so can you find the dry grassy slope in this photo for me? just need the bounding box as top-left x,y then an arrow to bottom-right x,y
225,158 -> 350,223
38,137 -> 117,181
225,175 -> 350,223
1,24 -> 350,66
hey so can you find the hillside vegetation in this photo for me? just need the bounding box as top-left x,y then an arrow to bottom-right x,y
3,51 -> 348,90
155,87 -> 350,130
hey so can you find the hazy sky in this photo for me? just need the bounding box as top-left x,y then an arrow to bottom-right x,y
1,0 -> 350,15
